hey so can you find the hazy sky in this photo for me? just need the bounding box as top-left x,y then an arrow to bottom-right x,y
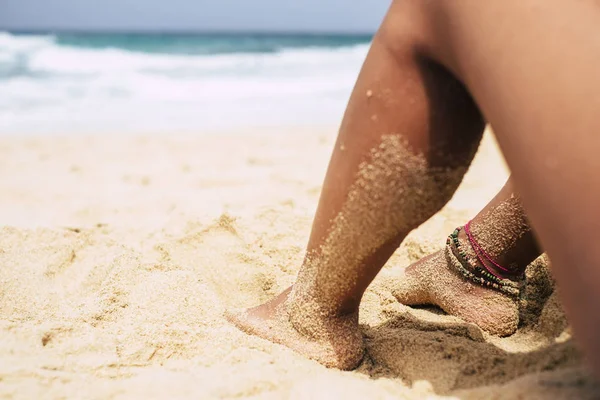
0,0 -> 390,32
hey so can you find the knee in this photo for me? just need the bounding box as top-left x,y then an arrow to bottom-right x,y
375,0 -> 429,56
375,0 -> 450,63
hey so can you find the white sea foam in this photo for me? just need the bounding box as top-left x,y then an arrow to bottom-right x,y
0,32 -> 369,134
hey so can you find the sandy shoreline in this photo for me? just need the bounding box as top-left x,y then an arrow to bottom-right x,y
0,129 -> 597,399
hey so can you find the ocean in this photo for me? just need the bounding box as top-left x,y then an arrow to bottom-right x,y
0,31 -> 372,134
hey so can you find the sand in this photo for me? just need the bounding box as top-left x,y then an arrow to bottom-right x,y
0,129 -> 597,399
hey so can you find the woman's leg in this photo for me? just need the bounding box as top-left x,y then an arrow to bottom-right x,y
411,0 -> 600,374
229,1 -> 485,370
395,177 -> 543,335
233,0 -> 600,375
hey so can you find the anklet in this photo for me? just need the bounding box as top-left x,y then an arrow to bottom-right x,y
447,227 -> 521,289
445,227 -> 522,297
464,220 -> 512,274
453,225 -> 523,282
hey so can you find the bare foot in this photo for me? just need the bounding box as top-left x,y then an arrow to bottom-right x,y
226,287 -> 365,370
393,250 -> 519,336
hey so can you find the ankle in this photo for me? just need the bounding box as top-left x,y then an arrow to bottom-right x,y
287,287 -> 360,341
289,279 -> 360,316
457,227 -> 525,279
447,227 -> 524,297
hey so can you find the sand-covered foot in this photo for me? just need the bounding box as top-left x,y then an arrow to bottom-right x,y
393,251 -> 519,336
226,287 -> 364,370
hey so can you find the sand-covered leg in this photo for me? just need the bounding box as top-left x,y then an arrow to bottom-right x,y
410,0 -> 600,373
229,1 -> 485,370
394,178 -> 542,336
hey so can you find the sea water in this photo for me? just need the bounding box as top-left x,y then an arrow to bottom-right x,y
0,31 -> 371,134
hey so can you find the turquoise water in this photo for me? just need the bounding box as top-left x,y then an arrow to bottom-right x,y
0,32 -> 372,134
52,32 -> 373,55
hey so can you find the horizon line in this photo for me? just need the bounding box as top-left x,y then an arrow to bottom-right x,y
1,28 -> 376,36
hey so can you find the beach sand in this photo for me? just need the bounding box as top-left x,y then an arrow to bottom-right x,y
0,129 -> 597,399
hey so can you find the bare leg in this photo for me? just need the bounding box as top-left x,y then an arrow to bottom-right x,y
229,2 -> 485,370
232,0 -> 600,375
395,177 -> 543,335
411,0 -> 600,374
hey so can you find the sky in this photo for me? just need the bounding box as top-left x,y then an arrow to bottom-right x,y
0,0 -> 390,33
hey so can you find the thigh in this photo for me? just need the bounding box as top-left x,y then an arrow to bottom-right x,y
410,0 -> 600,370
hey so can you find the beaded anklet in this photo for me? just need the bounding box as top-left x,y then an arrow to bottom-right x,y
465,220 -> 513,275
445,227 -> 523,297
